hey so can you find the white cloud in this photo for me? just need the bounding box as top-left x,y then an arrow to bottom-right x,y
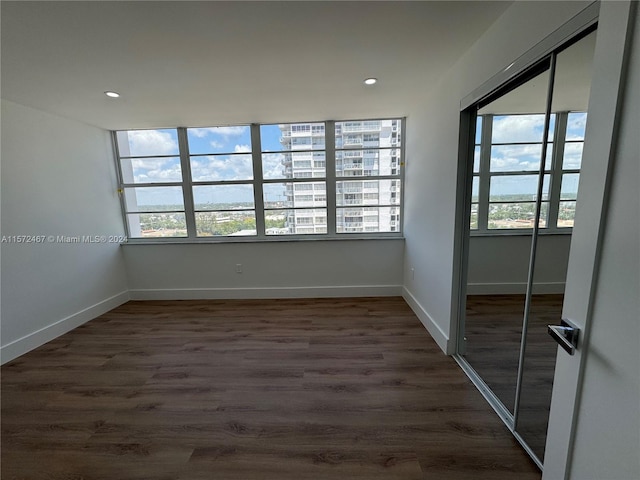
563,143 -> 583,169
189,126 -> 247,138
124,130 -> 178,156
234,144 -> 251,153
491,144 -> 545,171
190,154 -> 253,182
130,157 -> 182,183
188,128 -> 210,138
262,153 -> 285,179
492,115 -> 545,143
214,126 -> 247,137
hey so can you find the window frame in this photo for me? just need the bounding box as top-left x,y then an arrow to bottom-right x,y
470,111 -> 584,236
113,118 -> 405,243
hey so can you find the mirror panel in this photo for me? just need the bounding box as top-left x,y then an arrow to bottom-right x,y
463,67 -> 551,414
516,30 -> 596,462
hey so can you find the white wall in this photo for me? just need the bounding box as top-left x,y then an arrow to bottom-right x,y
123,239 -> 404,299
467,234 -> 571,294
0,100 -> 129,363
567,6 -> 640,478
402,1 -> 591,353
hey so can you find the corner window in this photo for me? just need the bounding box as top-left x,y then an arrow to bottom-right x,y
114,118 -> 404,241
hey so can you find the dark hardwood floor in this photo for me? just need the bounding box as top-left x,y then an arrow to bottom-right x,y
2,297 -> 540,479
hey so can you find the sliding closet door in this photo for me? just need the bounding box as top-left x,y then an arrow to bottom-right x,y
515,30 -> 596,461
462,63 -> 551,415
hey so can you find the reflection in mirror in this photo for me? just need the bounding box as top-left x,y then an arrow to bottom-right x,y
464,66 -> 551,414
516,30 -> 595,462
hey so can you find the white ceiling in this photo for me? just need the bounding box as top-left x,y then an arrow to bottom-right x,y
1,1 -> 511,130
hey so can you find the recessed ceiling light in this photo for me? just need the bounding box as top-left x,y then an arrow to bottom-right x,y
104,91 -> 120,98
364,78 -> 377,85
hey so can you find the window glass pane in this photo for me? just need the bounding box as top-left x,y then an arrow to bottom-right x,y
336,119 -> 401,149
475,116 -> 483,145
488,202 -> 548,229
190,154 -> 253,182
473,146 -> 480,173
490,144 -> 552,172
262,152 -> 326,179
193,185 -> 254,210
124,186 -> 184,212
489,174 -> 550,202
335,149 -> 400,177
560,173 -> 580,200
187,126 -> 251,155
120,157 -> 182,184
470,204 -> 478,230
265,208 -> 327,235
563,142 -> 584,169
263,182 -> 326,208
127,213 -> 187,238
262,153 -> 285,180
116,129 -> 179,157
557,201 -> 577,228
336,120 -> 379,133
548,114 -> 556,141
261,123 -> 325,152
195,211 -> 256,237
566,112 -> 587,140
337,206 -> 400,233
336,180 -> 401,206
472,177 -> 479,202
491,114 -> 548,143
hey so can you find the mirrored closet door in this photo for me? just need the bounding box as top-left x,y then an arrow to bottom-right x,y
457,29 -> 596,467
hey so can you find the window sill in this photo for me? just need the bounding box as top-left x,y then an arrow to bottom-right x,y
120,234 -> 405,246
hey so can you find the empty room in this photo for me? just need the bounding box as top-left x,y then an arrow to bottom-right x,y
1,1 -> 638,479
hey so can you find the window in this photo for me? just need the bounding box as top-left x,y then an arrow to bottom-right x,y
114,118 -> 404,240
115,129 -> 187,238
187,126 -> 255,237
335,119 -> 402,233
262,122 -> 327,235
471,112 -> 585,233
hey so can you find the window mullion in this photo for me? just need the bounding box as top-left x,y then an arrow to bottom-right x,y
478,114 -> 492,231
177,127 -> 197,238
325,120 -> 337,236
548,112 -> 568,230
398,117 -> 407,234
251,124 -> 266,238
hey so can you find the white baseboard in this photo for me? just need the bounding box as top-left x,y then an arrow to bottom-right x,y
402,287 -> 450,354
1,291 -> 130,365
466,282 -> 566,295
129,285 -> 404,300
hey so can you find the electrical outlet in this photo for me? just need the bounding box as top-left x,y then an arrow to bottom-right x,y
236,264 -> 242,274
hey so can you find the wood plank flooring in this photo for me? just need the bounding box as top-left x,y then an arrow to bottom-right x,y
2,297 -> 540,479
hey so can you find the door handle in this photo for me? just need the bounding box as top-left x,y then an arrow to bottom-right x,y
548,319 -> 580,355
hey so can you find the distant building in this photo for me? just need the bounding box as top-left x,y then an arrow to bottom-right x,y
278,119 -> 401,234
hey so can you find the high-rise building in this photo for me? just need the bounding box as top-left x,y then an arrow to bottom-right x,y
277,122 -> 328,235
278,119 -> 401,234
